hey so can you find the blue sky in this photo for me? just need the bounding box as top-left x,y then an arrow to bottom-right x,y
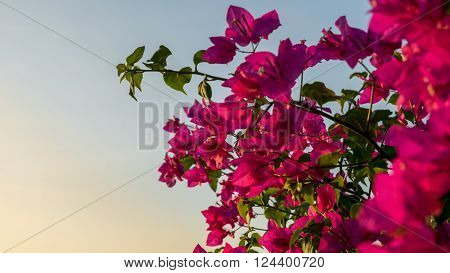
0,0 -> 370,252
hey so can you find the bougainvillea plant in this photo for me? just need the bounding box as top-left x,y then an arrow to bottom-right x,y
117,1 -> 450,253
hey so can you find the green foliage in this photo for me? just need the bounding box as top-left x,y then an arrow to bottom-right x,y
193,50 -> 206,68
116,64 -> 127,77
126,46 -> 145,66
349,71 -> 368,79
343,108 -> 369,132
163,67 -> 193,94
198,80 -> 212,100
290,229 -> 302,247
264,207 -> 286,227
317,152 -> 340,167
179,155 -> 196,171
302,82 -> 340,106
145,45 -> 172,70
350,203 -> 361,218
301,184 -> 315,205
388,93 -> 399,105
207,170 -> 221,192
237,199 -> 251,223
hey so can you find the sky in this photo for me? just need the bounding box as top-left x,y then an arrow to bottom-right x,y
0,0 -> 371,252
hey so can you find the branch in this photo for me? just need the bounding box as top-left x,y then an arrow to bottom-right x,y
250,201 -> 299,217
250,102 -> 274,129
132,68 -> 227,82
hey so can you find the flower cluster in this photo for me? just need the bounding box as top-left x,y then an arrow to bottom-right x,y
354,0 -> 450,252
118,1 -> 449,253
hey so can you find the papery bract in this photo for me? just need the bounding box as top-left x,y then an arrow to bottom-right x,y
203,36 -> 237,64
225,6 -> 280,46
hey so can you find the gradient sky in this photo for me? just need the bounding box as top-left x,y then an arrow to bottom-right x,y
0,0 -> 370,252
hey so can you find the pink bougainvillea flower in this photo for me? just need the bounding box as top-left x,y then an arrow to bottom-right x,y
358,78 -> 390,105
265,103 -> 306,139
369,0 -> 449,46
158,154 -> 184,187
195,137 -> 231,170
168,125 -> 193,154
259,221 -> 295,253
318,232 -> 344,253
209,100 -> 253,133
203,36 -> 238,64
357,104 -> 450,253
276,158 -> 308,181
245,39 -> 306,102
163,117 -> 182,133
202,204 -> 239,246
182,164 -> 210,188
374,51 -> 430,111
375,43 -> 450,113
310,16 -> 400,68
312,16 -> 371,68
231,153 -> 284,197
193,244 -> 207,253
218,179 -> 234,204
224,39 -> 306,102
317,184 -> 336,213
222,243 -> 246,253
222,62 -> 261,100
225,6 -> 280,46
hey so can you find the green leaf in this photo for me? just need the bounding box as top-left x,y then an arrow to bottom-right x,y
132,72 -> 143,91
343,108 -> 369,132
388,93 -> 399,105
302,82 -> 339,106
333,175 -> 345,203
126,46 -> 145,66
146,45 -> 172,70
290,229 -> 302,247
264,207 -> 285,227
163,67 -> 192,94
129,86 -> 137,101
382,145 -> 396,159
372,109 -> 392,124
317,152 -> 340,167
297,153 -> 311,163
193,50 -> 206,67
237,199 -> 250,223
350,203 -> 361,218
116,63 -> 127,77
179,155 -> 195,171
393,51 -> 403,61
436,192 -> 450,224
302,184 -> 315,205
349,71 -> 368,79
341,89 -> 359,100
207,170 -> 221,192
198,80 -> 212,100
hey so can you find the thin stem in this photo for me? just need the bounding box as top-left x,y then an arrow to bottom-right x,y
299,72 -> 304,101
251,201 -> 299,217
307,161 -> 369,170
310,180 -> 367,200
132,68 -> 227,82
366,82 -> 375,132
358,60 -> 374,78
237,50 -> 253,54
250,102 -> 274,129
250,227 -> 268,232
